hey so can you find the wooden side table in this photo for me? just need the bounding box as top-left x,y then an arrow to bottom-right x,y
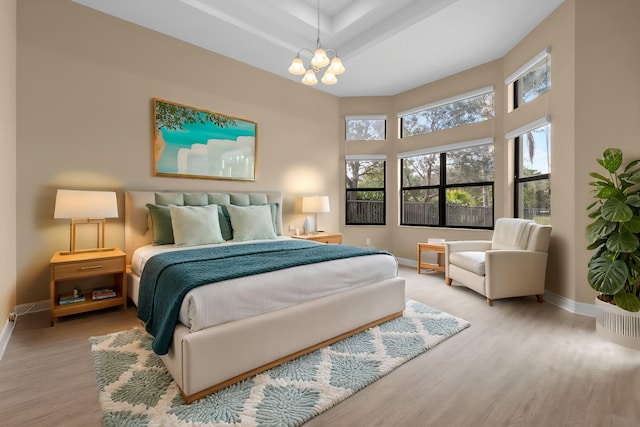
417,242 -> 446,273
49,247 -> 127,325
292,232 -> 342,244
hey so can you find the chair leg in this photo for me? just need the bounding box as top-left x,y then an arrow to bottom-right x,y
536,294 -> 544,303
486,298 -> 493,306
445,277 -> 452,286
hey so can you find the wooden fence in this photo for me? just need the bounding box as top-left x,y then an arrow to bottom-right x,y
348,201 -> 550,226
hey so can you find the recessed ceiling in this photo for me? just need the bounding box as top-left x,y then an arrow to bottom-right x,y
72,0 -> 565,97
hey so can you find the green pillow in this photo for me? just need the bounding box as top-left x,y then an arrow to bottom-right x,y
146,204 -> 174,245
226,204 -> 277,242
216,205 -> 233,241
169,205 -> 225,247
269,202 -> 279,234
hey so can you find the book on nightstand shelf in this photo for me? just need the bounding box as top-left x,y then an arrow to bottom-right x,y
92,288 -> 116,300
59,294 -> 86,305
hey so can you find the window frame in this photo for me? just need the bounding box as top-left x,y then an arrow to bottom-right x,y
399,139 -> 494,229
345,156 -> 386,226
506,47 -> 551,110
507,119 -> 551,223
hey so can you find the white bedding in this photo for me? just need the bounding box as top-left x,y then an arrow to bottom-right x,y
129,237 -> 398,332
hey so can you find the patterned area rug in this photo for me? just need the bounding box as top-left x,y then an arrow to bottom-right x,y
90,300 -> 469,426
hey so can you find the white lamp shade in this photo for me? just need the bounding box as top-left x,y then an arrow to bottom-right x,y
311,48 -> 330,68
288,57 -> 305,75
302,196 -> 330,213
54,189 -> 118,219
321,71 -> 337,85
302,69 -> 318,85
329,57 -> 345,74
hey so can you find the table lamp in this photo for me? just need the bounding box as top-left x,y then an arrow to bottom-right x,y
54,189 -> 118,254
301,195 -> 330,234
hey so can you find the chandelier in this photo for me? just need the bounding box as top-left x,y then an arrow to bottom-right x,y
288,0 -> 345,85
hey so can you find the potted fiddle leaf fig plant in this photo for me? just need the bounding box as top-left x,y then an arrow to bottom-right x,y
586,148 -> 640,312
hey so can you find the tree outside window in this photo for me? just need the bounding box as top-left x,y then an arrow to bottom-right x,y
515,124 -> 551,224
514,56 -> 550,107
401,143 -> 494,228
346,117 -> 386,141
346,160 -> 385,225
400,91 -> 494,138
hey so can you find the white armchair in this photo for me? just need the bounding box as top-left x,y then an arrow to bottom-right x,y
445,218 -> 552,306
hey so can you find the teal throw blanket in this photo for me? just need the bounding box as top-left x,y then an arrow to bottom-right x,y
137,239 -> 390,355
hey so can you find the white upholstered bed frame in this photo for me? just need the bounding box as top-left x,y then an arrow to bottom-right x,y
124,190 -> 406,403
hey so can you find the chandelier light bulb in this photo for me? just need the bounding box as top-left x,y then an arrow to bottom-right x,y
288,57 -> 305,75
328,57 -> 345,75
311,48 -> 330,68
302,69 -> 318,85
321,71 -> 337,85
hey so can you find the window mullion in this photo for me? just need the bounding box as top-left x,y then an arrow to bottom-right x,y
514,135 -> 521,217
382,161 -> 386,224
439,152 -> 447,226
519,173 -> 550,183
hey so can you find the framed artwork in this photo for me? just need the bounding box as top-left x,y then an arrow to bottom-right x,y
153,98 -> 257,181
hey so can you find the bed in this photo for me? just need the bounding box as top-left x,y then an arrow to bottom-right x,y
125,190 -> 406,403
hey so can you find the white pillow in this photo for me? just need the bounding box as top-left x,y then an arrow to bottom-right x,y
226,204 -> 277,242
169,205 -> 225,247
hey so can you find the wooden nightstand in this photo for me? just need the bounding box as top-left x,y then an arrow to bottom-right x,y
49,247 -> 127,325
292,232 -> 342,244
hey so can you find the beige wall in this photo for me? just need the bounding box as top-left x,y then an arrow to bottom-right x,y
574,0 -> 640,303
502,1 -> 576,301
16,0 -> 340,304
13,0 -> 640,310
339,96 -> 396,251
1,0 -> 17,322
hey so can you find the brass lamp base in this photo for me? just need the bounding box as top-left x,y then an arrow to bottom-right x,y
61,218 -> 111,255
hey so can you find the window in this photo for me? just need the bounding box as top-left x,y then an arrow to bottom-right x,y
346,155 -> 386,225
506,47 -> 551,110
345,115 -> 386,141
515,56 -> 550,106
399,139 -> 494,228
508,119 -> 551,225
398,86 -> 494,138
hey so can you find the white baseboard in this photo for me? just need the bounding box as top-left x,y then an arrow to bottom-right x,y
0,319 -> 15,361
544,291 -> 596,318
397,257 -> 416,268
397,256 -> 595,318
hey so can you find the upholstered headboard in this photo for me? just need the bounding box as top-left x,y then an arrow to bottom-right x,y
124,190 -> 283,265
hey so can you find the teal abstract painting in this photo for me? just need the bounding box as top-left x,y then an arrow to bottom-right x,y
153,98 -> 257,181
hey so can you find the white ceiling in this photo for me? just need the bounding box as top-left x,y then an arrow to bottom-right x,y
72,0 -> 565,97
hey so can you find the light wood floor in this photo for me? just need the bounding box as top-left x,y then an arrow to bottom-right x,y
2,265 -> 639,426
